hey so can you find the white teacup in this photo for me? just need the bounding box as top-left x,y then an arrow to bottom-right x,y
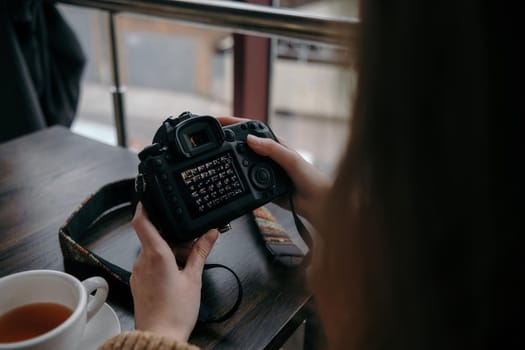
0,269 -> 109,350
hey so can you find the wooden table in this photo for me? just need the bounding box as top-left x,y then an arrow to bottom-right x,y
0,127 -> 313,349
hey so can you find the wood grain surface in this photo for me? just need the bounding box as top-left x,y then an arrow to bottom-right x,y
0,126 -> 311,349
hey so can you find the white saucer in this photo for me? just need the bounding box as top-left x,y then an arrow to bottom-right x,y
77,303 -> 121,350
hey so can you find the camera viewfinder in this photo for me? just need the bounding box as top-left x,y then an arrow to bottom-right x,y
189,130 -> 210,147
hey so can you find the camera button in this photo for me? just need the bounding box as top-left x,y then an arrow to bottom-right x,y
175,207 -> 183,216
257,169 -> 270,182
236,142 -> 247,153
242,159 -> 249,167
153,159 -> 163,167
138,143 -> 162,161
224,129 -> 235,142
159,173 -> 168,182
248,121 -> 257,129
241,124 -> 247,130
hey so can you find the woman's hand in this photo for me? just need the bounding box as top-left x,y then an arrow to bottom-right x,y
130,203 -> 219,342
216,116 -> 331,226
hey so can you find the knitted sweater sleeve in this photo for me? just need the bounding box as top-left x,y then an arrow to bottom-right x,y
98,331 -> 200,350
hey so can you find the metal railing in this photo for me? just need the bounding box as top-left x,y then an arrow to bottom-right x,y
59,0 -> 359,146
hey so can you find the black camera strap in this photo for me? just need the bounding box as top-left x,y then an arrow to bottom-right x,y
290,195 -> 313,266
58,178 -> 242,323
58,179 -> 311,323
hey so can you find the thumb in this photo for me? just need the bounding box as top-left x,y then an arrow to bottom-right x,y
246,134 -> 304,182
132,203 -> 170,253
185,229 -> 219,275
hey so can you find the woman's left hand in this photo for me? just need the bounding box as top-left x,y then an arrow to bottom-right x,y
130,203 -> 219,342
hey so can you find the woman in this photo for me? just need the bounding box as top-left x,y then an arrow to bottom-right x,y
101,0 -> 521,349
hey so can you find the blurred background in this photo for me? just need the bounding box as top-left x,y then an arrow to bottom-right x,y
59,0 -> 358,176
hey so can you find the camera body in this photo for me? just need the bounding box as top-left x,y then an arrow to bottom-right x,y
136,111 -> 292,242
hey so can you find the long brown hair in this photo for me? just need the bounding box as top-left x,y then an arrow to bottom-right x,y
313,1 -> 521,349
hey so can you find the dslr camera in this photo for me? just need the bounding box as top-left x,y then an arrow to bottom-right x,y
136,111 -> 292,242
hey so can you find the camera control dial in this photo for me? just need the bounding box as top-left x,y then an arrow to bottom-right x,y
250,165 -> 273,190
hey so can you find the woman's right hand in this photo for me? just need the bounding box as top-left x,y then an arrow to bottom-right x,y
246,134 -> 331,226
216,116 -> 331,226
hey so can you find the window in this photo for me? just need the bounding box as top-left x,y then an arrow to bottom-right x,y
59,0 -> 358,175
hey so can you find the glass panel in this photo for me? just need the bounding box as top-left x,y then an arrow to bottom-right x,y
272,0 -> 358,175
58,5 -> 116,145
270,38 -> 356,175
115,13 -> 233,152
59,6 -> 233,151
60,1 -> 355,175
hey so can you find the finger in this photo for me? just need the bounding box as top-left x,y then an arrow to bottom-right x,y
246,134 -> 304,178
216,116 -> 251,126
275,135 -> 290,148
185,229 -> 219,275
132,203 -> 170,252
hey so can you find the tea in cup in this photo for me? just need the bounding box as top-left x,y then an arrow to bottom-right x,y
0,270 -> 108,350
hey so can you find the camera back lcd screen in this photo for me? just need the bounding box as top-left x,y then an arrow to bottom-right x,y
178,152 -> 246,218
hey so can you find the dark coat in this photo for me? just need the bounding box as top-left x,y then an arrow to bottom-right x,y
0,0 -> 85,143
